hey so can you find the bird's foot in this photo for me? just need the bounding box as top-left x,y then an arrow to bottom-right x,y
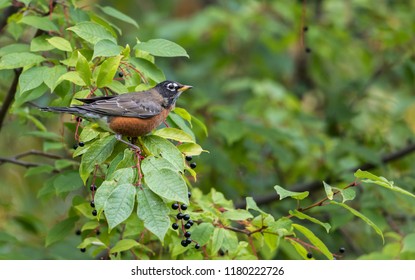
115,134 -> 141,153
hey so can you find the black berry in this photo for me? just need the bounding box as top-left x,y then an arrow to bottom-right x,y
303,26 -> 309,31
184,231 -> 191,238
96,230 -> 101,236
188,191 -> 192,198
92,209 -> 97,216
181,240 -> 188,247
184,222 -> 192,229
171,203 -> 179,210
180,204 -> 188,211
305,47 -> 312,53
185,155 -> 193,162
76,116 -> 82,122
78,141 -> 85,147
177,213 -> 184,219
75,229 -> 81,235
306,252 -> 313,259
339,247 -> 345,254
90,200 -> 95,208
195,243 -> 200,249
80,248 -> 86,253
185,238 -> 192,244
90,184 -> 97,191
190,162 -> 197,169
118,71 -> 124,77
183,214 -> 190,221
187,219 -> 194,226
172,223 -> 179,230
73,143 -> 78,149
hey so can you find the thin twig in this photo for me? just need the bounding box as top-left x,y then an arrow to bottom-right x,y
0,69 -> 21,132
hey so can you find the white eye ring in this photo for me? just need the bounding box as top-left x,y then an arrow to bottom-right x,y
167,83 -> 177,91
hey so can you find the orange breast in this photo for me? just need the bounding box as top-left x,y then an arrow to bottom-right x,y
109,109 -> 170,137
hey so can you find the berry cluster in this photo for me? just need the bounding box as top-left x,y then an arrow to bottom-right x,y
185,155 -> 197,169
171,192 -> 200,249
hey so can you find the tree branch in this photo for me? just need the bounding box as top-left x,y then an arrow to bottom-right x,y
0,69 -> 21,133
235,142 -> 415,208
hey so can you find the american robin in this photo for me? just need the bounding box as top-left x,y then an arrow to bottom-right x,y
41,80 -> 192,149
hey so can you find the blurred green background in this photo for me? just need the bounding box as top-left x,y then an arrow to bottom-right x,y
1,0 -> 415,259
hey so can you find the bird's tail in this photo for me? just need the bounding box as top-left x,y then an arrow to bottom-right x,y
40,106 -> 83,115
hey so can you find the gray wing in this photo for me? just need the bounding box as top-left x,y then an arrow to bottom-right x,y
77,91 -> 164,118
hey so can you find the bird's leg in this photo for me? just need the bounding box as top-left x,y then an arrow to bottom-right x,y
135,149 -> 143,187
115,134 -> 141,152
163,120 -> 170,128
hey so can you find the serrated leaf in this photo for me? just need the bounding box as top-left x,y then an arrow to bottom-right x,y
142,135 -> 185,172
18,66 -> 45,93
137,187 -> 169,242
331,200 -> 384,243
45,216 -> 78,247
289,210 -> 331,233
210,227 -> 226,255
76,52 -> 92,86
67,22 -> 116,45
355,169 -> 415,200
222,209 -> 253,221
97,5 -> 139,28
19,16 -> 58,31
47,37 -> 73,52
56,71 -> 86,86
191,223 -> 214,246
323,181 -> 334,200
79,135 -> 117,183
0,52 -> 45,70
96,55 -> 121,87
110,239 -> 141,254
43,65 -> 67,91
135,39 -> 189,58
104,183 -> 136,230
92,39 -> 121,59
153,127 -> 195,143
177,142 -> 205,156
53,171 -> 83,195
292,223 -> 333,259
129,57 -> 165,83
144,168 -> 188,204
274,185 -> 309,200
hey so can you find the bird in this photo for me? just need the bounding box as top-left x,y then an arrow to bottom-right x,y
41,80 -> 192,150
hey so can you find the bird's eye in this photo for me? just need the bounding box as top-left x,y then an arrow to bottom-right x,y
167,83 -> 176,91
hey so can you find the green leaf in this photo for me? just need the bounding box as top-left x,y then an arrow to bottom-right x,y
338,188 -> 356,203
135,39 -> 189,58
323,181 -> 334,200
18,66 -> 45,93
19,16 -> 59,31
330,201 -> 384,243
94,180 -> 117,214
177,143 -> 205,156
47,36 -> 73,52
92,39 -> 121,59
222,209 -> 253,221
289,210 -> 331,233
191,223 -> 214,246
110,239 -> 141,254
245,197 -> 266,214
0,52 -> 44,70
287,238 -> 310,260
77,237 -> 106,249
210,227 -> 226,255
45,216 -> 78,247
104,183 -> 136,230
355,169 -> 415,200
97,5 -> 139,28
96,55 -> 121,87
76,52 -> 92,86
129,57 -> 165,83
142,135 -> 185,171
53,171 -> 83,195
153,127 -> 195,143
30,35 -> 55,52
43,65 -> 67,91
79,124 -> 101,143
79,135 -> 117,183
25,165 -> 55,177
274,185 -> 309,200
56,71 -> 86,86
402,233 -> 415,253
173,107 -> 192,123
292,223 -> 333,259
67,22 -> 116,45
106,168 -> 136,184
136,187 -> 170,242
81,220 -> 100,231
0,43 -> 30,56
143,168 -> 188,204
15,81 -> 47,108
106,80 -> 128,94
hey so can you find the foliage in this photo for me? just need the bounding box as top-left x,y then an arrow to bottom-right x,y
0,0 -> 415,260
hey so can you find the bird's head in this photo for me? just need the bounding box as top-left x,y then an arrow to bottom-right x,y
156,80 -> 192,107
